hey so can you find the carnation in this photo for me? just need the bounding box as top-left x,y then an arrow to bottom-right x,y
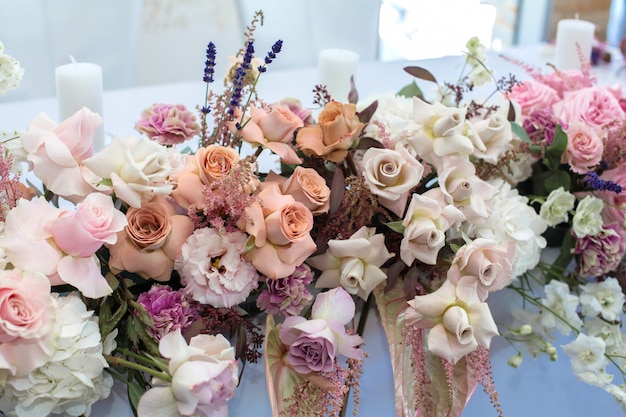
137,285 -> 200,340
135,103 -> 200,146
0,293 -> 114,417
574,223 -> 624,277
256,264 -> 314,316
176,227 -> 259,308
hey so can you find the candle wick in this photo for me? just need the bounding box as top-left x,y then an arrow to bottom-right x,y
69,55 -> 77,65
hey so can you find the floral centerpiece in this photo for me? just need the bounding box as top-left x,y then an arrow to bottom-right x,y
0,11 -> 625,417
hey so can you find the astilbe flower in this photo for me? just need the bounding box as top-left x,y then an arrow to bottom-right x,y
0,142 -> 21,221
135,103 -> 201,146
256,264 -> 314,316
137,284 -> 200,340
574,222 -> 625,277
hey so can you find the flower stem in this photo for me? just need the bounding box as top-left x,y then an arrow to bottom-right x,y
104,354 -> 172,383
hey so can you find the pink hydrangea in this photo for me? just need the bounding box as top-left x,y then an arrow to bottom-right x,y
137,285 -> 200,340
574,223 -> 624,277
256,264 -> 314,316
135,103 -> 200,146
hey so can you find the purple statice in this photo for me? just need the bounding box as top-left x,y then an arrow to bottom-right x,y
137,284 -> 200,340
256,264 -> 314,316
257,39 -> 283,73
522,108 -> 559,146
584,172 -> 623,194
228,41 -> 254,115
574,223 -> 625,277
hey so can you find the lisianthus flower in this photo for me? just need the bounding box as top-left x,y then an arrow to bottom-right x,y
361,146 -> 423,217
256,264 -> 314,316
400,189 -> 465,266
446,238 -> 515,302
176,227 -> 259,308
82,135 -> 174,208
308,226 -> 394,300
296,101 -> 364,163
229,104 -> 303,164
539,187 -> 575,226
20,108 -> 102,202
278,287 -> 364,374
405,279 -> 499,363
239,183 -> 316,279
107,195 -> 195,282
137,330 -> 238,417
137,285 -> 200,340
135,103 -> 200,146
572,195 -> 604,238
580,278 -> 624,322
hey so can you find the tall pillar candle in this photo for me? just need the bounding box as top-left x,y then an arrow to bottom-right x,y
554,18 -> 595,70
318,48 -> 359,102
55,59 -> 105,151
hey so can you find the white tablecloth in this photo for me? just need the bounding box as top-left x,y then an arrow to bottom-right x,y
1,47 -> 624,417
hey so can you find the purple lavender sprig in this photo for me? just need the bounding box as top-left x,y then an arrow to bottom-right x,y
201,42 -> 217,115
584,172 -> 623,194
228,41 -> 255,115
258,39 -> 283,73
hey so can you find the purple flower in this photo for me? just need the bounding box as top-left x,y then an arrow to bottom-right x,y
522,108 -> 559,146
135,103 -> 200,146
574,223 -> 625,277
137,285 -> 200,340
257,264 -> 314,316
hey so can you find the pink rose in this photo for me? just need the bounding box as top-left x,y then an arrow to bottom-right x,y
296,101 -> 364,163
171,145 -> 241,209
0,269 -> 57,377
554,86 -> 625,130
562,122 -> 603,174
20,108 -> 102,202
505,80 -> 559,117
51,192 -> 127,257
262,167 -> 331,215
240,184 -> 316,279
229,104 -> 303,164
107,195 -> 195,282
135,103 -> 200,146
446,238 -> 515,301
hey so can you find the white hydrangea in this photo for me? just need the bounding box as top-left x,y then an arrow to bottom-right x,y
580,278 -> 625,322
572,195 -> 604,237
562,333 -> 612,387
539,187 -> 575,226
462,178 -> 547,277
358,92 -> 417,145
0,42 -> 24,95
0,293 -> 114,417
540,280 -> 583,336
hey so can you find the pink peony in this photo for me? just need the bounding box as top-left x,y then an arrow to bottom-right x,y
137,285 -> 200,340
554,85 -> 625,130
176,227 -> 259,308
505,79 -> 560,117
561,121 -> 603,174
574,223 -> 624,277
256,264 -> 314,316
135,103 -> 200,146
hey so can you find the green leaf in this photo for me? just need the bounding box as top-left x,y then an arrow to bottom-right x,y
100,297 -> 128,341
535,170 -> 571,194
385,221 -> 405,234
547,229 -> 576,282
397,80 -> 424,99
403,66 -> 437,84
545,125 -> 568,167
127,379 -> 146,417
510,121 -> 531,144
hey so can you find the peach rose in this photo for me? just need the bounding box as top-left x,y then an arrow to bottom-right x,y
107,195 -> 195,282
296,101 -> 364,163
229,105 -> 303,164
505,80 -> 559,117
261,167 -> 331,215
562,121 -> 603,174
171,145 -> 240,209
239,184 -> 316,279
554,86 -> 625,130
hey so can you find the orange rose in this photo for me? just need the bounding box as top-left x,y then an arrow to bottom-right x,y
261,167 -> 330,215
296,101 -> 364,162
240,184 -> 316,279
228,104 -> 303,164
107,195 -> 195,281
170,145 -> 240,209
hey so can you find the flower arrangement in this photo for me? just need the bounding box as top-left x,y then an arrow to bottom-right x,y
0,11 -> 625,417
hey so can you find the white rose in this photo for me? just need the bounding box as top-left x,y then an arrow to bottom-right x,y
539,187 -> 575,226
572,195 -> 604,237
83,135 -> 173,208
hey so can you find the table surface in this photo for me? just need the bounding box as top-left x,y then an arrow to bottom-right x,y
1,45 -> 625,417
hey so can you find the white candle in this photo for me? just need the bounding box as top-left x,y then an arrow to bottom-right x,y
554,18 -> 595,70
55,58 -> 105,151
318,49 -> 359,102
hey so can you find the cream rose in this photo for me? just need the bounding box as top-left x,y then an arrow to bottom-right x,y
470,113 -> 513,164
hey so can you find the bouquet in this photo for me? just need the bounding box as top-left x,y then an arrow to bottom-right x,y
0,11 -> 625,417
